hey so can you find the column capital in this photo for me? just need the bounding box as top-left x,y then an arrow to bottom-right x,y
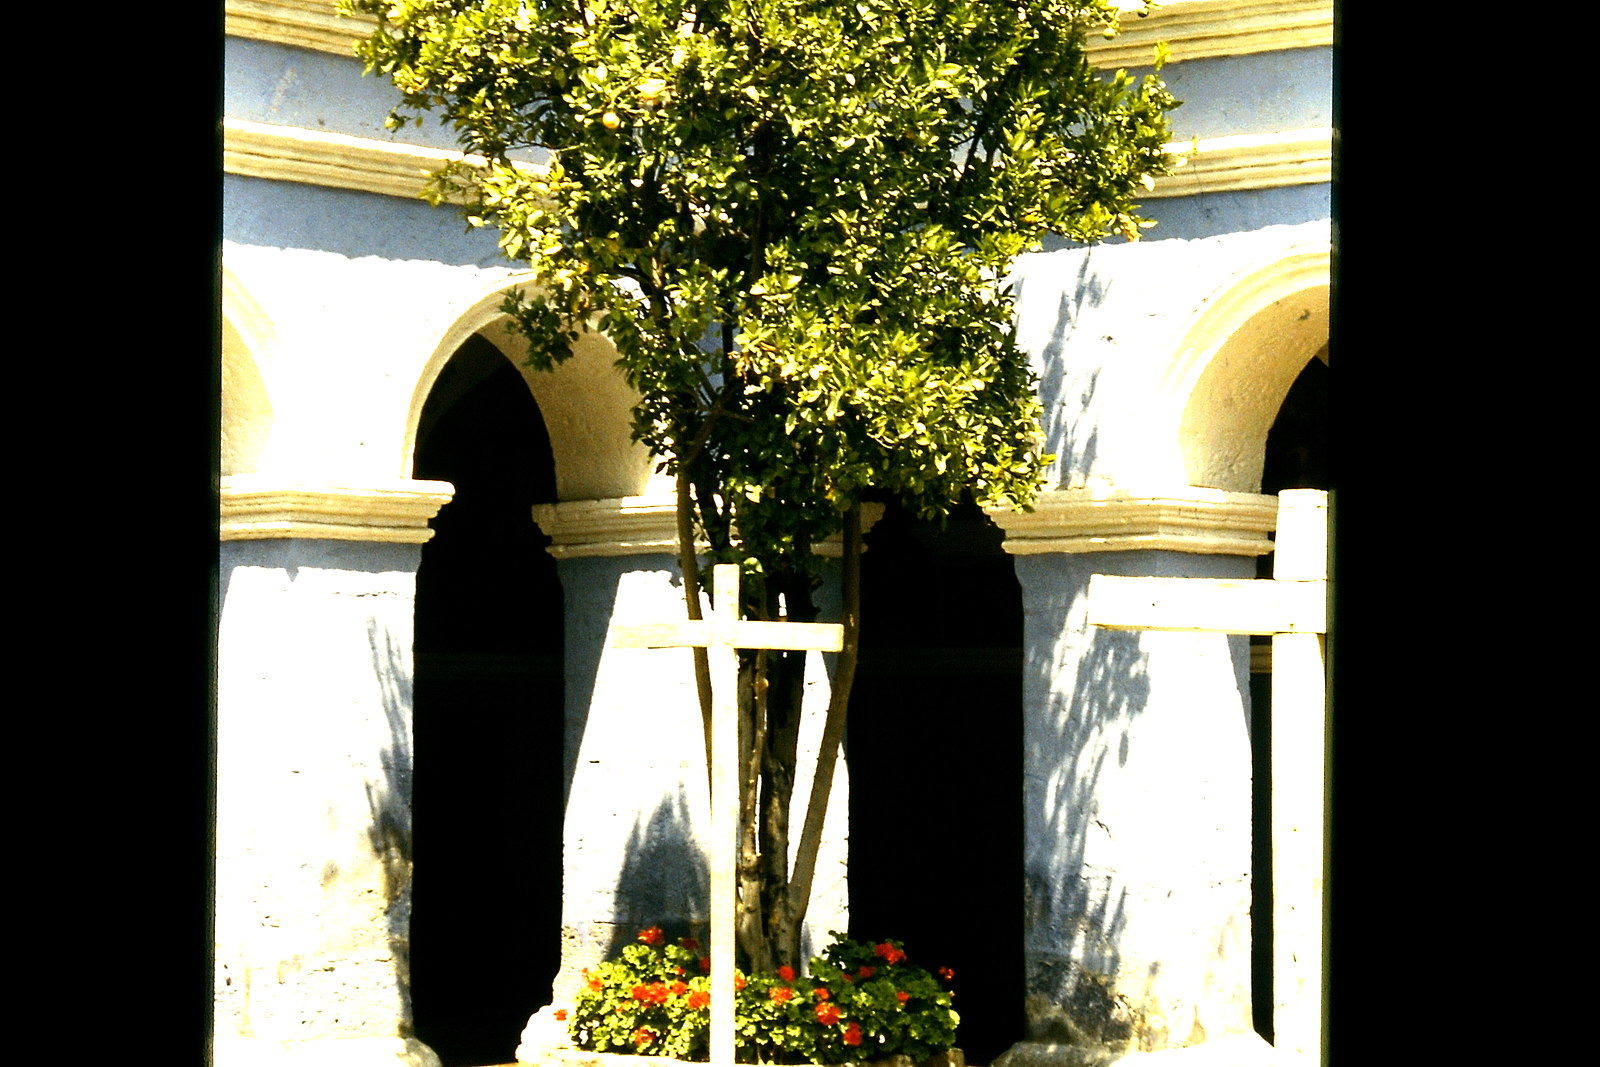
219,475 -> 455,544
989,487 -> 1279,557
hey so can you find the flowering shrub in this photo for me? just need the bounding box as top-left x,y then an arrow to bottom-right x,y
565,928 -> 958,1063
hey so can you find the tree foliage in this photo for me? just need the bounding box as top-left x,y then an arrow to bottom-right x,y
348,0 -> 1176,973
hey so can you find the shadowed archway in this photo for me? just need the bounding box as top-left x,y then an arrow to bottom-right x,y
410,333 -> 564,1066
1249,349 -> 1330,1044
848,498 -> 1026,1066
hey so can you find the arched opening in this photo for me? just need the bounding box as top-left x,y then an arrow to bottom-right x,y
848,498 -> 1026,1066
410,333 -> 564,1066
1249,349 -> 1330,1043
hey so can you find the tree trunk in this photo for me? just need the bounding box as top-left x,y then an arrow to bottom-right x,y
681,493 -> 863,976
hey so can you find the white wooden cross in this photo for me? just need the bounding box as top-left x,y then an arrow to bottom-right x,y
1086,488 -> 1329,1067
612,563 -> 844,1067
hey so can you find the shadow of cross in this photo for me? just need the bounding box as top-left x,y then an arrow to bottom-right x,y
611,562 -> 844,1067
1085,489 -> 1329,1067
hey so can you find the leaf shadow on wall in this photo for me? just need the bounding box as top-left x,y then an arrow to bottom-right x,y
364,618 -> 419,1015
1021,250 -> 1111,491
1024,568 -> 1152,1047
607,788 -> 712,959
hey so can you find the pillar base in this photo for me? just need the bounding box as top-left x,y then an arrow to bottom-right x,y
211,1035 -> 442,1067
994,1032 -> 1279,1067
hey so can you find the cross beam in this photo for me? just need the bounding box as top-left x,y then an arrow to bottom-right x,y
1086,489 -> 1329,1067
612,563 -> 843,1067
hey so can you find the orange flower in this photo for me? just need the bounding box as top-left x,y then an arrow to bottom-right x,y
813,988 -> 830,1001
856,966 -> 875,979
896,991 -> 909,1004
687,990 -> 711,1010
587,975 -> 604,992
815,1002 -> 840,1025
553,1009 -> 568,1021
734,973 -> 746,991
770,986 -> 793,1003
843,1022 -> 863,1047
638,926 -> 664,946
938,966 -> 955,981
633,1027 -> 656,1048
777,965 -> 796,982
873,942 -> 906,964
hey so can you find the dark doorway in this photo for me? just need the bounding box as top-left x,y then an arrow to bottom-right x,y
848,498 -> 1026,1066
410,334 -> 564,1066
1250,351 -> 1330,1043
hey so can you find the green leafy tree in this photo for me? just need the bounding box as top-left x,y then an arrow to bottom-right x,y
346,0 -> 1175,975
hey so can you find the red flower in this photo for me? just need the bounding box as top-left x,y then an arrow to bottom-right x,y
856,966 -> 875,979
842,974 -> 853,984
699,957 -> 712,973
669,981 -> 688,997
680,937 -> 701,951
843,1022 -> 863,1047
815,1002 -> 841,1025
638,926 -> 664,946
769,986 -> 793,1003
777,965 -> 796,983
813,988 -> 830,1001
553,1009 -> 568,1021
938,966 -> 955,981
631,983 -> 670,1005
687,990 -> 711,1011
734,973 -> 746,990
873,942 -> 906,964
633,1027 -> 656,1048
896,991 -> 910,1004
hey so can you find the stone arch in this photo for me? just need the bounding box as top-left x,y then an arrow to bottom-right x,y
405,275 -> 664,501
219,265 -> 277,475
1169,244 -> 1331,492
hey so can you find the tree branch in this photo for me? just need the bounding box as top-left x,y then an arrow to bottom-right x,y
786,504 -> 861,923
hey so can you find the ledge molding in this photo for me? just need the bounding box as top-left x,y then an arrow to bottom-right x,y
1088,0 -> 1333,67
228,1 -> 1332,67
220,475 -> 455,543
1150,127 -> 1331,198
225,118 -> 1328,204
990,487 -> 1278,556
225,0 -> 376,56
223,117 -> 545,202
532,497 -> 886,560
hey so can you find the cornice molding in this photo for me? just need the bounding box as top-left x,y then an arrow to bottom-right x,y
1149,127 -> 1332,197
225,118 -> 1329,203
225,1 -> 1333,66
989,487 -> 1279,556
531,497 -> 887,560
1088,1 -> 1333,67
220,476 -> 455,543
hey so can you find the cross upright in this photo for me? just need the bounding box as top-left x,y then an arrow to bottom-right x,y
1085,488 -> 1330,1067
612,562 -> 844,1067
